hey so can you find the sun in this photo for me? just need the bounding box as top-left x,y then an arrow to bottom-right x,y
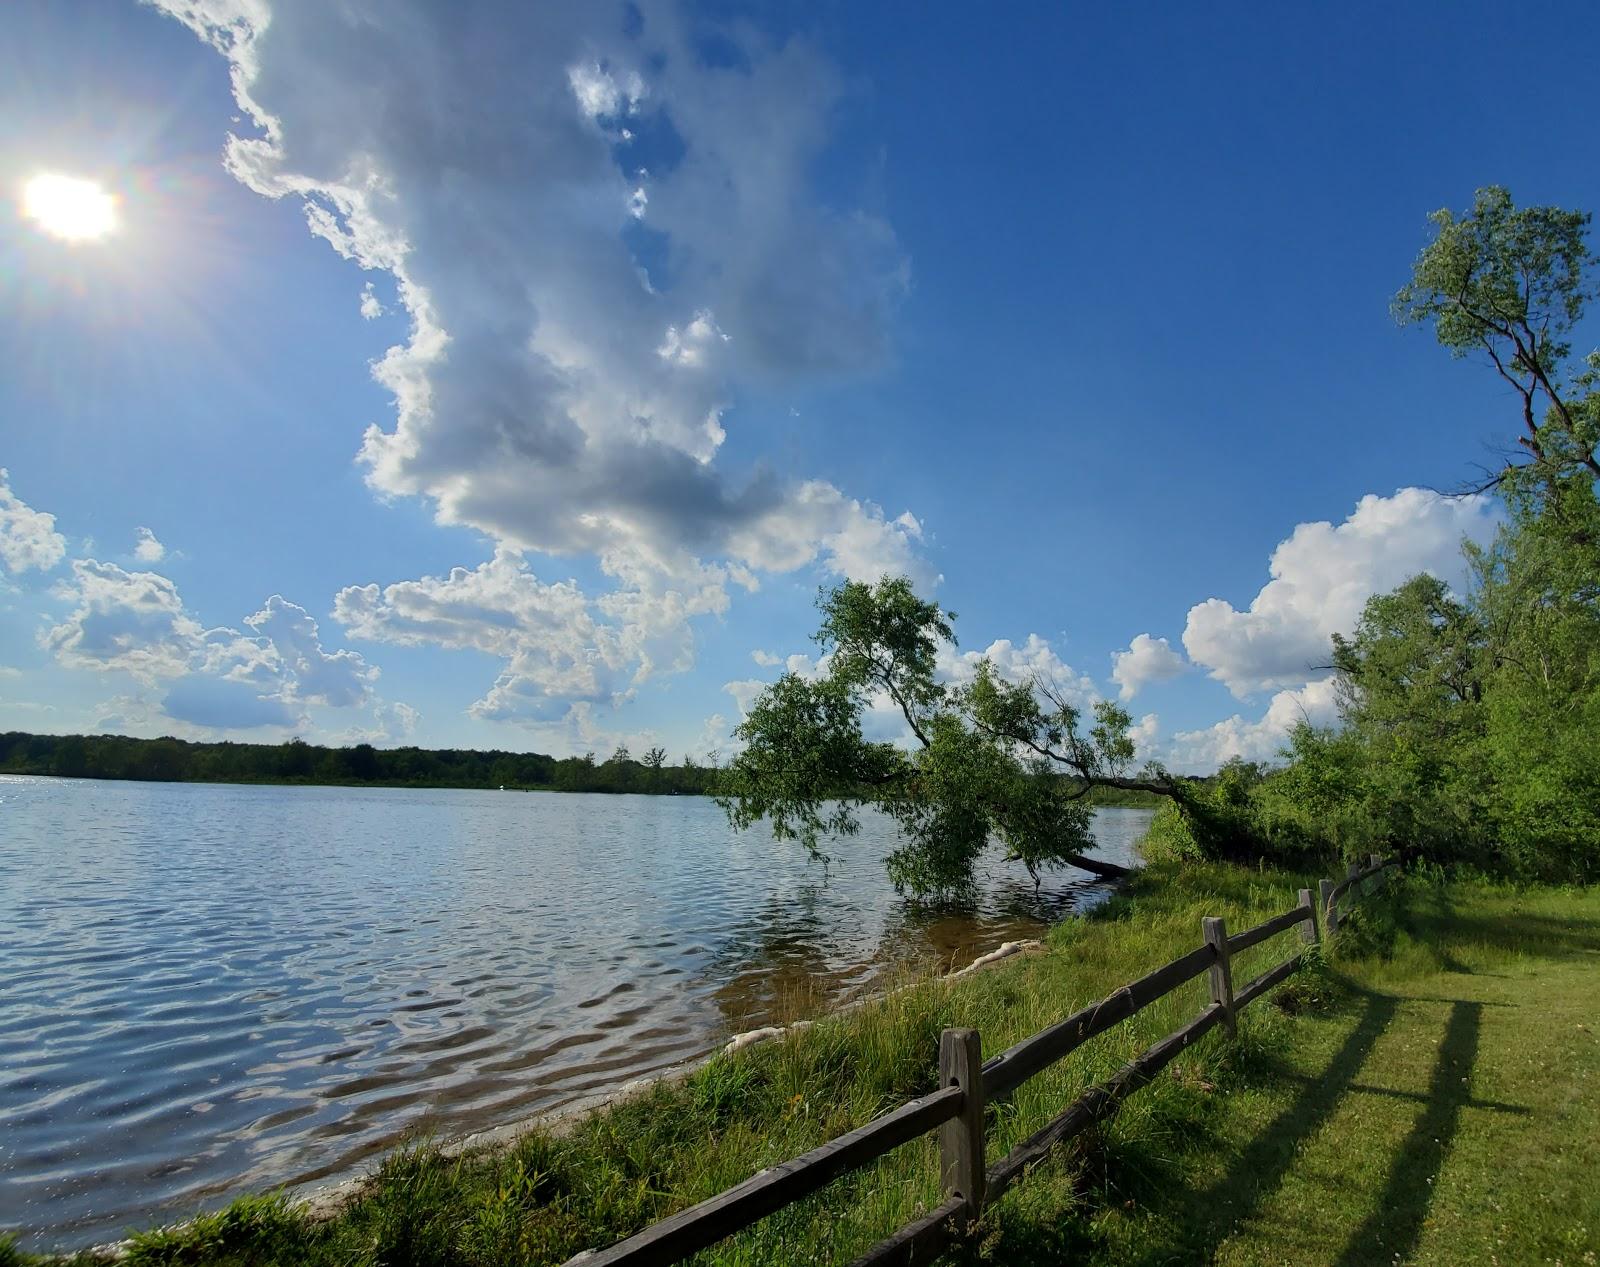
22,173 -> 119,242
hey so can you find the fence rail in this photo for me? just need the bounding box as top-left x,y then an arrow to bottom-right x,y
567,854 -> 1399,1267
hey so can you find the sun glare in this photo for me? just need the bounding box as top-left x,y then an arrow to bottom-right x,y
22,173 -> 119,242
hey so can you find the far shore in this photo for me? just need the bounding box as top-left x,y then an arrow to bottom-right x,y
0,730 -> 1165,806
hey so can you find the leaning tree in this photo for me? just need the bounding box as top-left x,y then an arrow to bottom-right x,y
715,576 -> 1178,898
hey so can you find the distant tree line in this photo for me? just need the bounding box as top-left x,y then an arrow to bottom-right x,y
0,729 -> 1168,811
0,732 -> 722,796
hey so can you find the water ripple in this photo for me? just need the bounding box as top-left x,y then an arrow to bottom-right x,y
0,776 -> 1148,1251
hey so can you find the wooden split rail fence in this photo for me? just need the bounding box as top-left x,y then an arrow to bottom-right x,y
567,853 -> 1399,1267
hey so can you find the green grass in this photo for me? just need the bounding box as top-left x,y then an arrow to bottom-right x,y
9,864 -> 1597,1266
1047,871 -> 1600,1267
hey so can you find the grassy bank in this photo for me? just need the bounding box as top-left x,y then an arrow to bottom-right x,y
8,864 -> 1596,1266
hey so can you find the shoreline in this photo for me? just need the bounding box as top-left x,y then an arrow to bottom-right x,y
75,937 -> 1056,1260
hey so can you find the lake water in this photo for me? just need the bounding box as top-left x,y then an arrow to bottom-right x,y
0,776 -> 1151,1251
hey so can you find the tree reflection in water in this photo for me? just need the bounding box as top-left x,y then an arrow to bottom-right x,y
701,864 -> 1122,1032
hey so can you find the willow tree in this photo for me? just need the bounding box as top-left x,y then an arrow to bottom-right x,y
715,576 -> 1176,897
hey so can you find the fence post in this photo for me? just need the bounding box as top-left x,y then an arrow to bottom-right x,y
1319,878 -> 1338,934
1201,917 -> 1236,1037
1297,888 -> 1319,944
939,1027 -> 985,1232
1368,852 -> 1384,894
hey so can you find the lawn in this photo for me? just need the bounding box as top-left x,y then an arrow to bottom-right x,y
1023,873 -> 1600,1266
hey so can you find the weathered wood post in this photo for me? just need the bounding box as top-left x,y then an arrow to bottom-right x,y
939,1028 -> 985,1232
1369,853 -> 1384,894
1201,917 -> 1236,1037
1297,888 -> 1320,944
1319,878 -> 1338,934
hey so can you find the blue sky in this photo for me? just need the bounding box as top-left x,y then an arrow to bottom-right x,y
0,0 -> 1592,769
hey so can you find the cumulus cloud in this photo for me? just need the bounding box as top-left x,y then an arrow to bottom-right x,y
1129,712 -> 1161,762
45,560 -> 202,680
723,678 -> 767,721
132,527 -> 166,563
154,0 -> 926,721
694,711 -> 733,763
1182,489 -> 1500,698
940,634 -> 1098,710
1168,679 -> 1340,773
335,548 -> 725,725
750,649 -> 782,667
385,700 -> 421,736
45,559 -> 385,731
359,281 -> 384,319
330,700 -> 422,745
0,469 -> 67,574
1110,633 -> 1186,701
246,594 -> 376,707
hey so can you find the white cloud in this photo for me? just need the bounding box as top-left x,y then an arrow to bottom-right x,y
657,309 -> 728,369
150,1 -> 930,720
387,700 -> 421,736
0,469 -> 67,575
1110,633 -> 1186,701
1168,679 -> 1340,773
44,559 -> 384,731
723,483 -> 935,589
132,527 -> 166,563
750,649 -> 782,667
246,594 -> 377,708
156,0 -> 922,623
1129,712 -> 1161,763
723,678 -> 767,720
45,560 -> 202,681
694,711 -> 733,763
330,700 -> 421,746
1182,489 -> 1500,698
359,281 -> 384,319
940,634 -> 1098,710
334,548 -> 725,725
567,61 -> 646,121
782,650 -> 829,680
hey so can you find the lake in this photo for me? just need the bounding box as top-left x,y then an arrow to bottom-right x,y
0,776 -> 1151,1251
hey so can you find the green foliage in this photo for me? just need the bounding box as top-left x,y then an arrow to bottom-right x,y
0,732 -> 720,797
717,577 -> 1169,897
1395,184 -> 1600,483
1138,756 -> 1328,868
1239,186 -> 1600,883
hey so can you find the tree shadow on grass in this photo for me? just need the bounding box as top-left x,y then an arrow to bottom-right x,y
1138,988 -> 1401,1263
970,987 -> 1400,1266
1330,999 -> 1481,1267
1435,911 -> 1600,959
